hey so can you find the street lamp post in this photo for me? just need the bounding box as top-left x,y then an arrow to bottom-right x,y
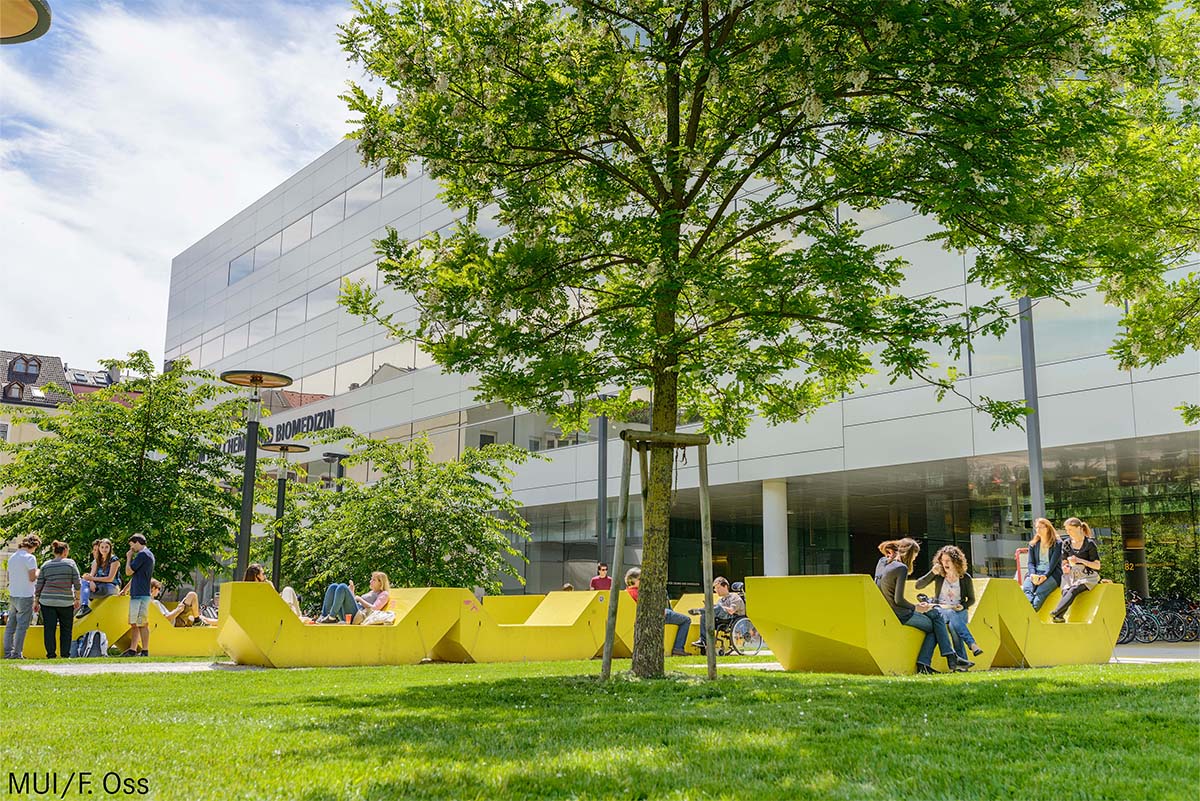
322,452 -> 348,492
259,441 -> 310,590
220,370 -> 292,581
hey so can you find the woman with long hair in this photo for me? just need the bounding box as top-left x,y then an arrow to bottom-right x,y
33,541 -> 81,659
877,538 -> 962,673
1023,518 -> 1062,611
874,540 -> 902,585
916,545 -> 982,664
1050,518 -> 1101,623
318,571 -> 391,624
78,537 -> 121,619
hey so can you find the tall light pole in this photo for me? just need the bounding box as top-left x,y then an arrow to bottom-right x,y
259,441 -> 310,590
322,451 -> 348,492
220,370 -> 292,581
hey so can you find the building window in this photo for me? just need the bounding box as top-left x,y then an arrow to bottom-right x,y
4,382 -> 22,400
0,422 -> 9,442
13,356 -> 40,378
478,431 -> 497,447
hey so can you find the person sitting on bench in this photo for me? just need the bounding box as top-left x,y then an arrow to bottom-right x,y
623,567 -> 692,656
150,580 -> 216,627
318,572 -> 391,624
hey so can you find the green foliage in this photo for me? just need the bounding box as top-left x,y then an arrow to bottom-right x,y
1144,517 -> 1200,599
1,659 -> 1198,800
339,0 -> 1199,675
0,351 -> 247,583
283,429 -> 534,597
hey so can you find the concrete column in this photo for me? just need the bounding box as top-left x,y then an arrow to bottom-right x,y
762,479 -> 790,576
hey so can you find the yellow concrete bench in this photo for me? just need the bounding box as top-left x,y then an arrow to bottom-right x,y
481,593 -> 546,623
433,589 -> 635,663
993,580 -> 1124,667
216,581 -> 463,668
21,595 -> 131,659
746,575 -> 1123,674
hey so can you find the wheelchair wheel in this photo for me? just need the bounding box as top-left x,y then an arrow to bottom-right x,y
730,617 -> 764,656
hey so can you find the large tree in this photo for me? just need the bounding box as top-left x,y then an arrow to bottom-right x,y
283,431 -> 533,598
338,0 -> 1199,676
0,351 -> 247,583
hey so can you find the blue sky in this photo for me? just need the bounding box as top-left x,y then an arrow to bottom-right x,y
0,0 -> 364,369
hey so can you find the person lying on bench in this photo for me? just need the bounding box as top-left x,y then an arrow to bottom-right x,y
318,572 -> 391,624
150,580 -> 216,627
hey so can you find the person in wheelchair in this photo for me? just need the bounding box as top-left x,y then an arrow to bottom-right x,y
691,576 -> 745,650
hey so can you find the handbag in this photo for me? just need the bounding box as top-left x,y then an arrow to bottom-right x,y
361,609 -> 395,626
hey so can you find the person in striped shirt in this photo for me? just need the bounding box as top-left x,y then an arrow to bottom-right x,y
33,541 -> 81,659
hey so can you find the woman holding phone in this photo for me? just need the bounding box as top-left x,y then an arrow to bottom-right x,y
1050,518 -> 1101,623
877,538 -> 962,674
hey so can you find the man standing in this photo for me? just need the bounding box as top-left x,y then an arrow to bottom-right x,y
122,534 -> 155,657
3,535 -> 41,659
693,577 -> 746,651
589,563 -> 612,591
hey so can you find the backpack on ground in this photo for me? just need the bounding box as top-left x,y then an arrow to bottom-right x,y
70,630 -> 108,658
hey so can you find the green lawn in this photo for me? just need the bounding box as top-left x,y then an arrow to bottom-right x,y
1,658 -> 1196,800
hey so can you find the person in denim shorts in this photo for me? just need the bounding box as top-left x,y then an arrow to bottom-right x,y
122,534 -> 155,657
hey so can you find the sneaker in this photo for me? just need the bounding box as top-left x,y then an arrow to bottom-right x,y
138,650 -> 148,657
317,615 -> 338,624
915,663 -> 936,674
671,649 -> 688,657
75,606 -> 93,619
119,649 -> 137,657
1051,614 -> 1066,623
956,659 -> 975,671
690,640 -> 705,649
971,646 -> 983,657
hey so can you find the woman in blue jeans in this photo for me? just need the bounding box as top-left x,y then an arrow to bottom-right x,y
318,571 -> 391,624
1022,518 -> 1062,611
916,545 -> 982,666
877,538 -> 962,674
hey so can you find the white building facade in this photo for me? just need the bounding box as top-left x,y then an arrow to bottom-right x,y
166,140 -> 1200,595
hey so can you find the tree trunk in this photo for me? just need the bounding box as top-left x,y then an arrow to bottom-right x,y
630,369 -> 678,678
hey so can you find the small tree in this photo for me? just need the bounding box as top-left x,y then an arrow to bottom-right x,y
284,430 -> 533,597
0,351 -> 247,583
339,0 -> 1199,676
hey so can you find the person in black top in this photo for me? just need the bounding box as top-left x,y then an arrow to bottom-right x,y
1050,518 -> 1101,622
877,538 -> 962,674
873,540 -> 901,585
1023,518 -> 1063,611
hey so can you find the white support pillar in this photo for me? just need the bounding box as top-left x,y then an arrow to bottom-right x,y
762,479 -> 789,576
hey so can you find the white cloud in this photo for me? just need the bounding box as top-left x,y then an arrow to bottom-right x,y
0,0 -> 359,369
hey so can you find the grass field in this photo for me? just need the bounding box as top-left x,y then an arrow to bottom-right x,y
1,657 -> 1197,800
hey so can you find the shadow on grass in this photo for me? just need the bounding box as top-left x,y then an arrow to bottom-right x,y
257,666 -> 1199,801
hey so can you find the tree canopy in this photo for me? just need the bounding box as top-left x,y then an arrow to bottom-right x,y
0,351 -> 247,583
283,430 -> 533,599
339,0 -> 1199,676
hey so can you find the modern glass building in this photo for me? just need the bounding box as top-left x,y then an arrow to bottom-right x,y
166,139 -> 1199,595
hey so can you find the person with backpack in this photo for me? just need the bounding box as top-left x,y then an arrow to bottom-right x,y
122,534 -> 155,657
77,537 -> 122,619
4,534 -> 41,659
33,540 -> 81,659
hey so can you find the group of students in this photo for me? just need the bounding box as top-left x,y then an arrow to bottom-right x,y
874,515 -> 1103,673
3,533 -> 162,659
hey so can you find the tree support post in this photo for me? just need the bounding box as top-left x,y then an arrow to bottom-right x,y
601,429 -> 716,680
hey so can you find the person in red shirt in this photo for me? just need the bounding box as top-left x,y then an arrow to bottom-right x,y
589,563 -> 612,591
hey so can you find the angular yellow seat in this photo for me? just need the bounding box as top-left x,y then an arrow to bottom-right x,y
481,594 -> 546,623
217,581 -> 463,668
990,579 -> 1124,667
433,589 -> 632,663
22,595 -> 130,658
746,575 -> 1123,674
138,602 -> 222,658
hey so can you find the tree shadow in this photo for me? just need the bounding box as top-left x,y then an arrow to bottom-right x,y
244,665 -> 1198,800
